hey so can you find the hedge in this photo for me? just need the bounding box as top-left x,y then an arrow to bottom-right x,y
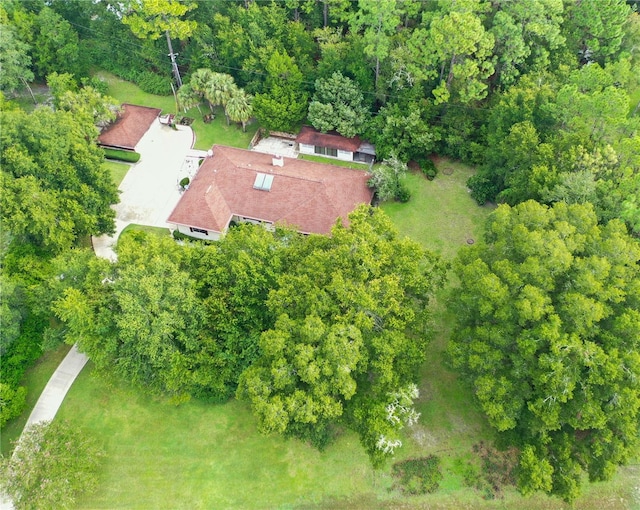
103,148 -> 141,163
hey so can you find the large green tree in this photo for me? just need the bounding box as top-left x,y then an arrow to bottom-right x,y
448,200 -> 640,502
0,19 -> 34,94
308,71 -> 368,138
238,206 -> 446,465
253,50 -> 308,132
0,108 -> 118,252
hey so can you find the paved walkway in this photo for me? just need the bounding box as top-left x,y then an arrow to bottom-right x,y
23,345 -> 89,427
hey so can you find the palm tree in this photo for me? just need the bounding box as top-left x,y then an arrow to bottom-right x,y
225,87 -> 253,132
205,73 -> 236,122
177,83 -> 200,112
188,68 -> 215,111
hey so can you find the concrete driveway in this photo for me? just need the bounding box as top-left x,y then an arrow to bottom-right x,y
93,121 -> 204,259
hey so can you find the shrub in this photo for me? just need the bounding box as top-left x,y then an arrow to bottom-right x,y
179,177 -> 190,188
136,71 -> 172,96
103,148 -> 141,163
391,455 -> 443,495
0,383 -> 26,427
417,158 -> 438,180
396,183 -> 412,203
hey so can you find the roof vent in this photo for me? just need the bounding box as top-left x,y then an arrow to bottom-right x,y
253,173 -> 274,191
272,156 -> 284,167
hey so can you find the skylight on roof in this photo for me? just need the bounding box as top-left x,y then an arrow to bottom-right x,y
253,173 -> 274,191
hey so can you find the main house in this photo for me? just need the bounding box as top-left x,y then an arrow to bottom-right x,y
167,145 -> 374,240
296,125 -> 376,164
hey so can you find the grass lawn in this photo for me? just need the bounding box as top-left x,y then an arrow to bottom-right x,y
54,157 -> 638,509
118,223 -> 171,241
104,160 -> 130,188
97,71 -> 258,151
381,159 -> 494,261
1,343 -> 72,456
298,154 -> 371,170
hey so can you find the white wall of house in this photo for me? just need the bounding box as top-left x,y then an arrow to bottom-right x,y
176,224 -> 221,241
337,149 -> 353,161
299,143 -> 315,155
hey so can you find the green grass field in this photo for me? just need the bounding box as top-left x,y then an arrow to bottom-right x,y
1,343 -> 72,456
104,160 -> 130,188
118,223 -> 171,241
97,71 -> 258,151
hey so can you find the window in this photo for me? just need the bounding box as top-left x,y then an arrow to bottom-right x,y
189,227 -> 208,235
253,173 -> 274,191
314,146 -> 338,157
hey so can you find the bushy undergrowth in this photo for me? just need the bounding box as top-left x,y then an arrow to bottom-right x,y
391,455 -> 443,495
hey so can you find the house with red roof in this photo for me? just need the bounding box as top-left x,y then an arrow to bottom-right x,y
167,145 -> 374,240
97,103 -> 161,151
296,125 -> 376,164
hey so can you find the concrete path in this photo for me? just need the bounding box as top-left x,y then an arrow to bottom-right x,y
23,345 -> 89,427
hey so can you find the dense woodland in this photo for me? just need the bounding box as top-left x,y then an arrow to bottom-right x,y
1,0 -> 640,504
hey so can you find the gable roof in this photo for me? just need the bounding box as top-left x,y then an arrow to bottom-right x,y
296,125 -> 362,153
167,145 -> 374,235
97,103 -> 161,151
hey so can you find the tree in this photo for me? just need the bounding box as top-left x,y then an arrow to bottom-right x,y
10,6 -> 81,80
349,0 -> 400,92
489,0 -> 565,87
47,73 -> 121,130
0,108 -> 118,252
367,154 -> 411,202
238,206 -> 446,464
448,200 -> 640,502
407,0 -> 495,104
52,235 -> 209,401
0,21 -> 34,94
564,0 -> 631,64
367,96 -> 441,161
308,71 -> 368,138
225,86 -> 253,131
253,50 -> 308,132
1,420 -> 104,509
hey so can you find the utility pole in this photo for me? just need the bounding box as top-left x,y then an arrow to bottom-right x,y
165,30 -> 183,88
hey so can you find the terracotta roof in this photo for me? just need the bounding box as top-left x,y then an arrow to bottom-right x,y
296,125 -> 362,152
98,103 -> 161,150
167,145 -> 374,235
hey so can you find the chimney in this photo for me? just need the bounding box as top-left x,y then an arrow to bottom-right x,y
272,155 -> 284,167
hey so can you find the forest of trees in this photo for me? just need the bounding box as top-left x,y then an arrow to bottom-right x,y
1,0 -> 639,503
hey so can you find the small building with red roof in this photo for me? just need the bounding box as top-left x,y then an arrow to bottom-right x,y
167,145 -> 374,240
296,125 -> 376,164
97,103 -> 162,151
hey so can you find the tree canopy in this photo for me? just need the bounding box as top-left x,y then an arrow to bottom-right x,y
448,200 -> 640,502
308,71 -> 368,138
239,205 -> 446,465
0,107 -> 118,252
